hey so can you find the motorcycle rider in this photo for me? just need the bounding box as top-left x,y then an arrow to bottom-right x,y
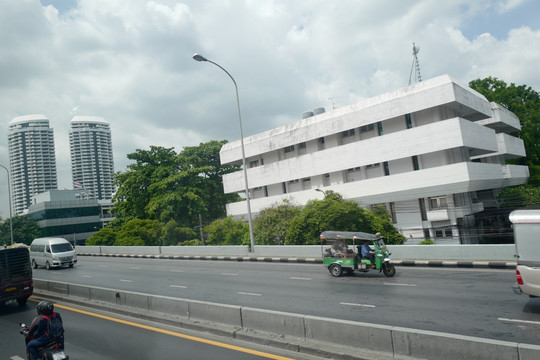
27,300 -> 64,360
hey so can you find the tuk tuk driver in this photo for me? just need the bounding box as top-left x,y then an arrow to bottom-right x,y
360,240 -> 375,264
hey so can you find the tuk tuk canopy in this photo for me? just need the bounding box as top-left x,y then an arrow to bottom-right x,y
320,231 -> 382,241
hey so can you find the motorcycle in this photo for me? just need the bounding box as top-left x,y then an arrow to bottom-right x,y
19,322 -> 69,360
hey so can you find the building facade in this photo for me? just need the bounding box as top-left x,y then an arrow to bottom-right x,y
220,75 -> 529,244
28,190 -> 114,244
8,114 -> 58,215
69,116 -> 115,200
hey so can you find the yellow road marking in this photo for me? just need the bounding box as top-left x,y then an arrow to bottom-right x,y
29,299 -> 294,360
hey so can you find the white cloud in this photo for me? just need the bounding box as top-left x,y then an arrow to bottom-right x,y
0,0 -> 539,219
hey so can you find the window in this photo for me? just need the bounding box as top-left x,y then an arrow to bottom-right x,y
389,202 -> 397,223
298,142 -> 306,149
250,160 -> 259,168
435,227 -> 453,238
360,124 -> 375,133
377,122 -> 383,136
405,114 -> 413,129
366,163 -> 380,169
342,129 -> 355,137
423,229 -> 430,239
419,199 -> 427,221
429,196 -> 448,209
412,156 -> 419,171
347,167 -> 361,172
383,162 -> 390,176
284,145 -> 295,153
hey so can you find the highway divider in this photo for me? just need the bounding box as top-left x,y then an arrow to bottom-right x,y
33,279 -> 539,360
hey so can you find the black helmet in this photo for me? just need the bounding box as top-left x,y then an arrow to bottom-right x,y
37,300 -> 54,315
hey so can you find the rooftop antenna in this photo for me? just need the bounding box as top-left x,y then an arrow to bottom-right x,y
408,42 -> 422,85
328,97 -> 337,109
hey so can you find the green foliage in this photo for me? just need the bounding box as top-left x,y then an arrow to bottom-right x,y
0,215 -> 42,246
286,191 -> 403,245
369,205 -> 406,245
85,228 -> 117,246
418,238 -> 434,245
496,185 -> 540,208
253,199 -> 302,245
161,220 -> 198,246
205,216 -> 249,245
115,219 -> 162,246
111,141 -> 240,230
469,77 -> 540,185
180,239 -> 202,246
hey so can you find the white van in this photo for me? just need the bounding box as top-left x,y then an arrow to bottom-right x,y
510,210 -> 540,298
30,237 -> 77,270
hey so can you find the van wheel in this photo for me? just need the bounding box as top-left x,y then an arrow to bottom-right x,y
17,298 -> 28,306
32,259 -> 38,269
46,261 -> 51,270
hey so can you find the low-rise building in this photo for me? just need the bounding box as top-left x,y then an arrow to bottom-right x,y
220,75 -> 529,244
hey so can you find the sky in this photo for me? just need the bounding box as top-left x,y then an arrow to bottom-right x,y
1,0 -> 539,220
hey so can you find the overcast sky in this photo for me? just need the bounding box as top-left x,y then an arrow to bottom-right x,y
1,0 -> 539,220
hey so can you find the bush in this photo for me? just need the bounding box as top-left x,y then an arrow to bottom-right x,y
419,238 -> 434,245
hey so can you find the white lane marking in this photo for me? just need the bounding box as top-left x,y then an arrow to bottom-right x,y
384,283 -> 416,287
169,285 -> 187,289
130,267 -> 141,270
341,302 -> 376,308
119,279 -> 133,283
499,317 -> 540,326
169,269 -> 184,272
238,292 -> 261,297
289,277 -> 312,280
221,273 -> 238,276
10,356 -> 25,360
81,275 -> 93,278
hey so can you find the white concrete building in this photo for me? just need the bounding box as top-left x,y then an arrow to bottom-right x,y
8,114 -> 58,215
220,75 -> 529,244
69,116 -> 115,201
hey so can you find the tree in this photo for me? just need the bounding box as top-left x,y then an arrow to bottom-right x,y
85,228 -> 117,246
0,215 -> 41,246
496,185 -> 540,208
112,146 -> 179,225
205,216 -> 249,245
161,220 -> 198,246
286,191 -> 376,245
115,219 -> 162,246
253,199 -> 302,245
469,77 -> 540,185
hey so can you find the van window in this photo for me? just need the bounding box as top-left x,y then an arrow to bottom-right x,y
51,243 -> 73,253
45,245 -> 51,253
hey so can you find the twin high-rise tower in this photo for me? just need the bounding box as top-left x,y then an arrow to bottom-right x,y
7,114 -> 114,215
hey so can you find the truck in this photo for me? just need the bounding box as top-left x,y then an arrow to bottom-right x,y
510,209 -> 540,298
0,246 -> 33,306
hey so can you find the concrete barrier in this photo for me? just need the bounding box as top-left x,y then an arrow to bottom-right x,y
76,244 -> 516,262
32,279 -> 540,360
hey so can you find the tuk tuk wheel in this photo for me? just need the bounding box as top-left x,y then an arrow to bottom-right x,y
329,263 -> 343,277
382,263 -> 396,277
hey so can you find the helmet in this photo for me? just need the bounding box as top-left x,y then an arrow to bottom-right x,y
37,300 -> 54,315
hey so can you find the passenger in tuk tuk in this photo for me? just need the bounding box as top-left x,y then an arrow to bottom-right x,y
330,240 -> 353,258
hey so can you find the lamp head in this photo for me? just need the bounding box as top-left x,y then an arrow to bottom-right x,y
193,53 -> 207,62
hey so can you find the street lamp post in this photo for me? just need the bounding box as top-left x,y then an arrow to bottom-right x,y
192,53 -> 255,252
0,164 -> 14,246
315,188 -> 327,197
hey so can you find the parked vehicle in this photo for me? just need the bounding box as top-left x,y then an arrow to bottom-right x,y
321,231 -> 396,277
30,238 -> 77,270
0,246 -> 33,306
510,209 -> 540,298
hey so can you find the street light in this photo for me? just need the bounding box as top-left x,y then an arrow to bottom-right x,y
192,53 -> 255,252
315,188 -> 327,197
0,164 -> 14,245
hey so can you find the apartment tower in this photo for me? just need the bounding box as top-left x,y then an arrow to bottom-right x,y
69,116 -> 114,200
7,114 -> 58,215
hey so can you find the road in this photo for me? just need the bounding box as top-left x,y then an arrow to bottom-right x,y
34,256 -> 540,345
1,299 -> 322,360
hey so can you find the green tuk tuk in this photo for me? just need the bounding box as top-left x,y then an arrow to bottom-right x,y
320,231 -> 396,277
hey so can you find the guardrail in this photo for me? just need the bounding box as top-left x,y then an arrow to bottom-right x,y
33,279 -> 539,360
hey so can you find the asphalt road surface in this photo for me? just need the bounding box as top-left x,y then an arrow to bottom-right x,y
1,299 -> 323,360
33,256 -> 540,346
